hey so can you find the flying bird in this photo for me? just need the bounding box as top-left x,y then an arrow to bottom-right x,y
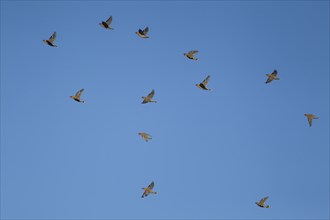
196,75 -> 211,91
138,132 -> 152,142
265,70 -> 280,84
255,196 -> 270,208
304,114 -> 319,127
70,89 -> 85,103
142,89 -> 157,104
136,27 -> 149,38
99,16 -> 114,30
43,32 -> 58,47
141,181 -> 157,198
184,50 -> 198,60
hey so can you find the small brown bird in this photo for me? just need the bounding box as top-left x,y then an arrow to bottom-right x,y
141,181 -> 157,198
138,132 -> 152,142
136,27 -> 149,38
70,89 -> 85,103
99,16 -> 114,30
304,114 -> 319,127
43,32 -> 58,47
196,75 -> 211,91
142,89 -> 157,104
184,50 -> 198,60
255,196 -> 270,208
265,70 -> 280,84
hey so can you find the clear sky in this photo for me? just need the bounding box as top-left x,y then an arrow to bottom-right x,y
1,0 -> 329,219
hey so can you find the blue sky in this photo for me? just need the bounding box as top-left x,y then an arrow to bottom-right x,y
1,0 -> 329,219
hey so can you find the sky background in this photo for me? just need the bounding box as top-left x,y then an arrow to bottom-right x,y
1,0 -> 329,219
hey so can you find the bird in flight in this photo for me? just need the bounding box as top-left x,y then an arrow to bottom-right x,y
43,32 -> 58,47
304,114 -> 319,127
136,27 -> 149,38
141,181 -> 157,198
184,50 -> 199,60
142,89 -> 157,104
70,89 -> 85,103
196,75 -> 211,91
138,132 -> 152,142
265,70 -> 280,84
255,196 -> 270,208
99,16 -> 114,30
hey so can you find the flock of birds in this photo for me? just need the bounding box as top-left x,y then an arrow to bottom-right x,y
42,15 -> 320,207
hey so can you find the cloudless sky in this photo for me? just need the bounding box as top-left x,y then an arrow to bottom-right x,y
1,0 -> 329,219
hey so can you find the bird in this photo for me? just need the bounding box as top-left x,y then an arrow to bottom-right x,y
184,50 -> 199,60
304,114 -> 319,127
43,32 -> 58,47
141,181 -> 157,198
142,89 -> 157,104
136,27 -> 149,38
99,16 -> 114,30
138,132 -> 152,142
265,70 -> 280,84
70,89 -> 85,103
255,196 -> 270,208
196,75 -> 211,90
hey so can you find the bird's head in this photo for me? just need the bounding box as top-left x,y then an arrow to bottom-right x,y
69,96 -> 73,99
266,205 -> 270,208
304,114 -> 308,116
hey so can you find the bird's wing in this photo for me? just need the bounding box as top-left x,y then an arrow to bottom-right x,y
138,29 -> 144,34
260,196 -> 269,205
190,50 -> 198,55
143,27 -> 149,35
141,190 -> 148,198
48,32 -> 57,43
75,89 -> 84,98
308,117 -> 313,126
106,16 -> 112,25
148,181 -> 154,190
265,77 -> 272,83
202,75 -> 210,86
147,89 -> 155,99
